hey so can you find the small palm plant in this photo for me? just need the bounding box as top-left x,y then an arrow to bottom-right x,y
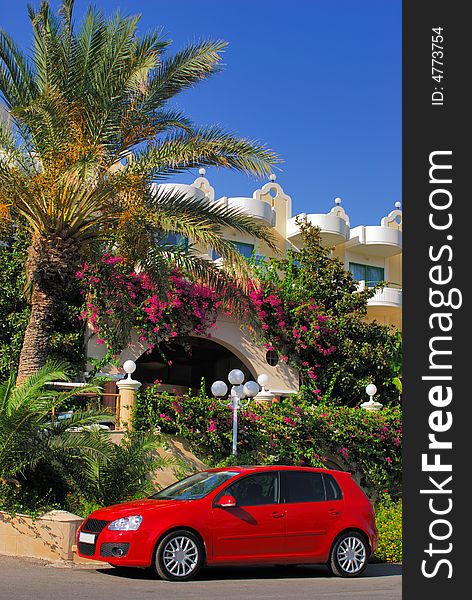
65,431 -> 170,515
0,361 -> 109,479
0,361 -> 167,515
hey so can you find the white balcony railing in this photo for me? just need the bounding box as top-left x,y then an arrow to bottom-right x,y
348,225 -> 402,256
359,282 -> 402,308
215,197 -> 276,227
155,183 -> 206,202
287,212 -> 349,247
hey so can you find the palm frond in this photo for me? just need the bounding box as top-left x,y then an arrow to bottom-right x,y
152,185 -> 276,245
139,244 -> 261,326
131,125 -> 281,179
0,29 -> 37,107
146,39 -> 227,108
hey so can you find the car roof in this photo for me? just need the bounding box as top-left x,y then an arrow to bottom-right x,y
205,465 -> 350,477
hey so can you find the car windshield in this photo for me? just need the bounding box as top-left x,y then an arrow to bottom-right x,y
150,471 -> 240,500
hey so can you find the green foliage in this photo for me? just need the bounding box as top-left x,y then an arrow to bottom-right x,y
0,362 -> 167,517
250,219 -> 402,405
374,494 -> 403,563
134,385 -> 402,499
0,479 -> 62,518
64,431 -> 170,517
0,228 -> 30,379
0,361 -> 101,479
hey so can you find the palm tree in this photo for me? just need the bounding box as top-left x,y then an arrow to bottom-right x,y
65,430 -> 171,514
0,360 -> 168,514
0,361 -> 110,489
0,0 -> 280,381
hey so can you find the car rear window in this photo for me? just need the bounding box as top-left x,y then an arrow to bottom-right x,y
284,471 -> 325,503
323,473 -> 343,500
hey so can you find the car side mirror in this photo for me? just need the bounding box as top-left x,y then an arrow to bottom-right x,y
215,494 -> 237,508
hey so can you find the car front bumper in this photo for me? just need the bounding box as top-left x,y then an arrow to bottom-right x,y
76,525 -> 156,567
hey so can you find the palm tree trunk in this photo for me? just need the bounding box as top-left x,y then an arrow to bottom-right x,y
16,285 -> 57,383
16,232 -> 80,383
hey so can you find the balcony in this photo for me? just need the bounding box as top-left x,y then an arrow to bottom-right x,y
348,225 -> 402,257
215,197 -> 276,227
367,283 -> 403,308
155,183 -> 206,202
287,212 -> 349,247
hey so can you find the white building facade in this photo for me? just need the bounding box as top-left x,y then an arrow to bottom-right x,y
88,172 -> 402,396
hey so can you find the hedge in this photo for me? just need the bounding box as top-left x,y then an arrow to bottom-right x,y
134,385 -> 402,500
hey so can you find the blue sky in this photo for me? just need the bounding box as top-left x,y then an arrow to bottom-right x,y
1,0 -> 401,227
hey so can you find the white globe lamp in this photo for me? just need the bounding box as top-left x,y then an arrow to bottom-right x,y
123,360 -> 137,378
211,370 -> 270,456
257,373 -> 269,389
243,381 -> 260,398
211,381 -> 228,398
228,369 -> 245,385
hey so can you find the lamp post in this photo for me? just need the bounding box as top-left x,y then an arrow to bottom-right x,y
211,369 -> 264,456
361,383 -> 383,411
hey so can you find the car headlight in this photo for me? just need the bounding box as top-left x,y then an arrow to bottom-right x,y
108,515 -> 143,531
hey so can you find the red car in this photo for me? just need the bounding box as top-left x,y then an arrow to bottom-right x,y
76,466 -> 378,581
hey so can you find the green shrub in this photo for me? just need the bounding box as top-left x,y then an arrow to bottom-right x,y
134,385 -> 402,499
63,431 -> 170,517
0,479 -> 62,518
374,495 -> 402,563
0,363 -> 168,518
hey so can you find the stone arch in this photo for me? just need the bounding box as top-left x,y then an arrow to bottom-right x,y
87,314 -> 299,395
133,335 -> 255,395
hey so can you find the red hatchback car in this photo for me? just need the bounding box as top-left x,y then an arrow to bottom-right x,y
76,466 -> 378,581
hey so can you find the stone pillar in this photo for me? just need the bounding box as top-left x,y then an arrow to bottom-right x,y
254,389 -> 275,407
116,377 -> 141,431
254,376 -> 275,408
360,399 -> 384,411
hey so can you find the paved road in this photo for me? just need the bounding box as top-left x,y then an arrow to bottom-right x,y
0,555 -> 401,600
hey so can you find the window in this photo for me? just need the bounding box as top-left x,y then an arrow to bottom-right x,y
266,350 -> 279,366
224,472 -> 279,506
323,474 -> 343,500
151,471 -> 238,500
233,241 -> 255,258
211,241 -> 255,261
349,262 -> 384,287
160,232 -> 188,248
284,471 -> 325,503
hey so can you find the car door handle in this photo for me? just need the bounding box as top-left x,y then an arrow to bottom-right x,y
328,508 -> 341,516
271,512 -> 285,519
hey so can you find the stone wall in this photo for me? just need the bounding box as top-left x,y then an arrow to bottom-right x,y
0,510 -> 83,561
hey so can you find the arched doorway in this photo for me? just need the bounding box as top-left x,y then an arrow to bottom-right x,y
135,336 -> 254,395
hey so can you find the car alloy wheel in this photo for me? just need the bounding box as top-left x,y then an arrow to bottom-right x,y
328,531 -> 368,578
154,530 -> 203,581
